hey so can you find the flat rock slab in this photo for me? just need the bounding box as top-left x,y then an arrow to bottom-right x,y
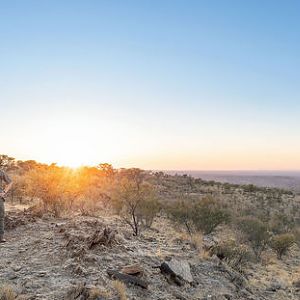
165,258 -> 193,283
121,264 -> 144,276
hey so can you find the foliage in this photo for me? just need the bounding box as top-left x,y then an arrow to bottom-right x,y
112,280 -> 127,300
0,155 -> 16,171
24,164 -> 69,216
167,196 -> 230,235
210,240 -> 252,273
269,213 -> 295,234
237,216 -> 270,258
166,198 -> 195,235
139,196 -> 161,228
270,233 -> 295,259
292,227 -> 300,247
113,176 -> 158,235
0,284 -> 16,300
192,196 -> 231,234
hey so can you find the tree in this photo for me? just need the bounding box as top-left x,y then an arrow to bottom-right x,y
119,168 -> 145,190
17,160 -> 41,173
25,165 -> 68,217
97,163 -> 115,180
0,154 -> 15,171
113,178 -> 157,236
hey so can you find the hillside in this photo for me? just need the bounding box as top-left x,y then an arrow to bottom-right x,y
0,162 -> 300,299
2,208 -> 300,300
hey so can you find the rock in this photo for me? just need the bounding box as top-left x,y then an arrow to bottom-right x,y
173,291 -> 188,300
163,258 -> 193,283
293,279 -> 300,288
121,263 -> 144,276
12,265 -> 22,272
7,272 -> 18,280
267,279 -> 287,292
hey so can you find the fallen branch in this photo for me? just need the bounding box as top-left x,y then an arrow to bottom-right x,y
107,269 -> 148,289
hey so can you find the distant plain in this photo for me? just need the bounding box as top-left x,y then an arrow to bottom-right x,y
165,170 -> 300,192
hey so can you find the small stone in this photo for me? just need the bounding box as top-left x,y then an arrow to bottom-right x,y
173,291 -> 188,300
12,265 -> 22,272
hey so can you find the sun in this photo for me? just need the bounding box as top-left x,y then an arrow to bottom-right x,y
36,115 -> 103,168
28,112 -> 136,168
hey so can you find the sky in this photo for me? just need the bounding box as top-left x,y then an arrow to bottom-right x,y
1,0 -> 300,170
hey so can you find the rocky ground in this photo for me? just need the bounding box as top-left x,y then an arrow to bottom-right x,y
0,208 -> 299,300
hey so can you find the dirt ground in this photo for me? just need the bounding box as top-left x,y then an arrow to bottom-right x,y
0,206 -> 299,300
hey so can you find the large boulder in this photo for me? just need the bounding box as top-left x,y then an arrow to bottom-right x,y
163,258 -> 193,283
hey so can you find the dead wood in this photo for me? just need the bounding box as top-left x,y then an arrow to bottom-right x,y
107,269 -> 149,289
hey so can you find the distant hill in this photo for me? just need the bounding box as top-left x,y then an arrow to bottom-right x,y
165,170 -> 300,193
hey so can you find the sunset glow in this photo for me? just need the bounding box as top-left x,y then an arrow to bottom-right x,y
1,1 -> 300,170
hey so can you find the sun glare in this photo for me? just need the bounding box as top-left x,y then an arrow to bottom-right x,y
35,115 -> 104,168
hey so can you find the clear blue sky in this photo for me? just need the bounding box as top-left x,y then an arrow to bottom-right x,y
1,0 -> 300,169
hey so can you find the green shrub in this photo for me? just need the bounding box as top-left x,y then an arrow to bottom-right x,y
237,216 -> 269,258
165,198 -> 194,235
139,196 -> 161,228
292,227 -> 300,247
269,213 -> 295,234
192,196 -> 231,234
270,233 -> 295,259
210,240 -> 252,273
166,196 -> 230,235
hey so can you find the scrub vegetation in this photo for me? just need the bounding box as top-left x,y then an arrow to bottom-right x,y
1,154 -> 300,300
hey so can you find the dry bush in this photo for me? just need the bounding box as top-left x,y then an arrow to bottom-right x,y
21,163 -> 115,217
24,165 -> 69,217
179,231 -> 203,250
139,196 -> 161,228
292,227 -> 300,247
190,233 -> 203,250
210,240 -> 252,273
166,196 -> 230,235
269,213 -> 295,234
270,233 -> 296,259
113,177 -> 158,236
112,281 -> 127,300
88,287 -> 111,299
192,196 -> 231,234
165,198 -> 194,235
0,284 -> 16,300
237,216 -> 269,258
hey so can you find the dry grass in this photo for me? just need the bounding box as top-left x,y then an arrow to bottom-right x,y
177,231 -> 203,250
156,246 -> 163,259
0,284 -> 16,300
190,233 -> 203,250
200,249 -> 211,260
260,251 -> 277,266
88,287 -> 111,299
112,280 -> 127,300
